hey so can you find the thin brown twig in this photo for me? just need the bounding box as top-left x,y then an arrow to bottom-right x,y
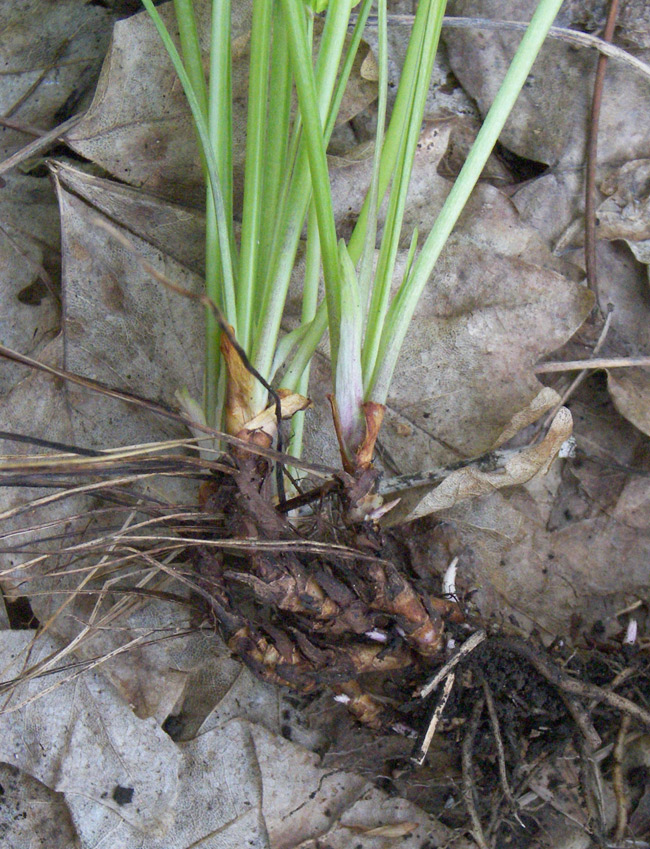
0,343 -> 337,479
540,305 -> 614,430
0,113 -> 83,176
613,714 -> 631,843
579,736 -> 607,841
0,116 -> 44,135
559,690 -> 602,750
588,666 -> 636,713
585,0 -> 620,295
535,354 -> 650,373
481,678 -> 517,811
462,696 -> 490,849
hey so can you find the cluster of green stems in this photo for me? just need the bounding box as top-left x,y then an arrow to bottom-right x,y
141,0 -> 564,462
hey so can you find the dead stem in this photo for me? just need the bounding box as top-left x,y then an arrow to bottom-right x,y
559,690 -> 602,750
416,630 -> 486,698
462,696 -> 490,849
0,343 -> 336,478
0,113 -> 83,176
613,714 -> 631,843
481,677 -> 517,811
411,672 -> 455,767
585,0 -> 620,295
540,304 -> 614,430
535,354 -> 650,373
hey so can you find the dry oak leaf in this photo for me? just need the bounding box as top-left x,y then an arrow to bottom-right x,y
398,406 -> 573,523
445,0 -> 650,170
0,630 -> 180,838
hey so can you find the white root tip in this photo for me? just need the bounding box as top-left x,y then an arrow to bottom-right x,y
442,556 -> 459,597
624,618 -> 638,645
365,628 -> 389,643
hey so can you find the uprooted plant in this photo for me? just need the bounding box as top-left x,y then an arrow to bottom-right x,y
5,0 -> 650,842
93,0 -> 570,719
0,0 -> 587,724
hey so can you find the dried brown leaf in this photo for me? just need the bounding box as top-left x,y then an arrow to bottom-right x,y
608,367 -> 650,438
445,1 -> 650,170
66,0 -> 377,208
344,821 -> 418,837
0,630 -> 180,836
0,1 -> 116,160
0,763 -> 77,849
400,407 -> 573,523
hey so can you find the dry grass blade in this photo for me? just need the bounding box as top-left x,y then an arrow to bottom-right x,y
535,355 -> 650,372
0,113 -> 83,176
0,343 -> 336,478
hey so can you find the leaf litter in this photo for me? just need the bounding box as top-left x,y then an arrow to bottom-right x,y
2,1 -> 650,847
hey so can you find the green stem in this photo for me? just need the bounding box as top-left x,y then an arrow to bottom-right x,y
368,0 -> 566,403
170,0 -> 221,423
357,0 -> 387,322
141,0 -> 237,329
258,10 -> 292,287
252,0 -> 366,399
172,0 -> 208,115
208,0 -> 233,227
361,0 -> 445,388
237,0 -> 273,351
288,201 -> 321,458
278,0 -> 353,374
346,0 -> 438,261
205,0 -> 234,425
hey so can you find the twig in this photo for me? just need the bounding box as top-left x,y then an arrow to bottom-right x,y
560,690 -> 602,750
526,777 -> 594,833
541,305 -> 614,430
0,116 -> 44,135
535,354 -> 650,372
0,113 -> 83,176
0,343 -> 336,479
613,715 -> 631,843
491,638 -> 650,729
481,678 -> 517,811
0,430 -> 101,457
411,672 -> 455,766
462,697 -> 490,849
585,0 -> 620,295
416,630 -> 486,699
581,736 -> 607,838
353,16 -> 650,82
588,666 -> 636,713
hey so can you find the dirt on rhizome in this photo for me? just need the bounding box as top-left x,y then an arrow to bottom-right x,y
2,1 -> 650,848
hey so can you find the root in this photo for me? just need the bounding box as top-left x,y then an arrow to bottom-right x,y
462,697 -> 490,849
